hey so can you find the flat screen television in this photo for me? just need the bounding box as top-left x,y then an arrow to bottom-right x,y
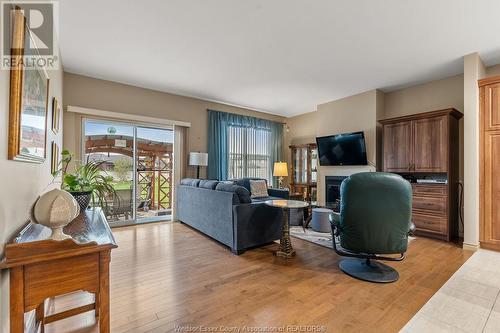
316,131 -> 368,166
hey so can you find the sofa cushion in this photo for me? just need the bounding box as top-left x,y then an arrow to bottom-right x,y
232,178 -> 268,193
215,183 -> 252,204
198,180 -> 219,190
180,178 -> 202,187
250,180 -> 269,198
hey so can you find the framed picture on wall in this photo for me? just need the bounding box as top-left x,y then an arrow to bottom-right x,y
51,141 -> 59,175
8,8 -> 50,163
52,97 -> 60,133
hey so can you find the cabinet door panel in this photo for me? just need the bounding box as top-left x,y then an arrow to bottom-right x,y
484,83 -> 500,131
292,147 -> 309,184
383,121 -> 412,172
413,116 -> 447,172
483,132 -> 500,244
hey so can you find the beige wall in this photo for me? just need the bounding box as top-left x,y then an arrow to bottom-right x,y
486,64 -> 500,76
0,57 -> 64,332
384,74 -> 464,118
63,73 -> 285,179
286,111 -> 317,146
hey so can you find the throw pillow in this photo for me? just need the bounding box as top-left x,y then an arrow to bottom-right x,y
250,180 -> 268,198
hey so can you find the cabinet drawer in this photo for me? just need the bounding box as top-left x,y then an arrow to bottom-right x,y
412,184 -> 447,196
412,195 -> 447,215
412,213 -> 446,234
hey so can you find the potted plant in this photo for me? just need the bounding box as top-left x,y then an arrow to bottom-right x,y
53,150 -> 117,212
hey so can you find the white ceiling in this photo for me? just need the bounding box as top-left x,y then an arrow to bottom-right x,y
59,0 -> 500,117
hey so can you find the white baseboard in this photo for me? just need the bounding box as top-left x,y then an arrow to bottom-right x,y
462,242 -> 480,252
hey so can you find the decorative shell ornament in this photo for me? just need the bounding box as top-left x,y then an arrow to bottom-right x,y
32,189 -> 80,240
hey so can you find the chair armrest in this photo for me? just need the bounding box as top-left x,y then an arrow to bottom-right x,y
329,211 -> 341,235
268,188 -> 289,199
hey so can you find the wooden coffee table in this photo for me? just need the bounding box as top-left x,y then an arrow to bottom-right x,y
264,199 -> 309,258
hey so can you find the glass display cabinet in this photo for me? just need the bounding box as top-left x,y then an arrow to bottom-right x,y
289,143 -> 317,201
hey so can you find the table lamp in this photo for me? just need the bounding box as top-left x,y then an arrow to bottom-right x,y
273,162 -> 288,189
189,152 -> 208,179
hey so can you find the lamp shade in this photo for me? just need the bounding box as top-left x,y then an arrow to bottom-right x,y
273,162 -> 288,177
189,152 -> 208,166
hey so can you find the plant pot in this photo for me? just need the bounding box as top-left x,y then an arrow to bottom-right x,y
69,191 -> 92,212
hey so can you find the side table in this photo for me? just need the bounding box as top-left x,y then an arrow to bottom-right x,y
264,200 -> 309,258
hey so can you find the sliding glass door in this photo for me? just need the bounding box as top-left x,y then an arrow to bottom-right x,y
135,127 -> 174,222
83,119 -> 174,226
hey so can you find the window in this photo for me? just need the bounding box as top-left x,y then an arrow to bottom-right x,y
228,126 -> 271,182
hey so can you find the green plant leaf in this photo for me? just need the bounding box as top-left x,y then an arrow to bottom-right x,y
58,152 -> 118,210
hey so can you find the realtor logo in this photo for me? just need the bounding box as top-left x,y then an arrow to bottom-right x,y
1,1 -> 59,69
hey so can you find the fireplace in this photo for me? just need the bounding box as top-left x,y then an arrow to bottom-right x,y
325,176 -> 347,211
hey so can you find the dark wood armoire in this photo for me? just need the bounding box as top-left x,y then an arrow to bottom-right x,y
380,108 -> 463,241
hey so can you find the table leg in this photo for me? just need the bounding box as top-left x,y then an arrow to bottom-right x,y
276,208 -> 295,258
99,251 -> 111,333
10,266 -> 25,333
36,301 -> 45,333
95,291 -> 100,318
304,205 -> 313,229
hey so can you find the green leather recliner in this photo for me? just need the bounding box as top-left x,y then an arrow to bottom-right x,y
329,172 -> 414,283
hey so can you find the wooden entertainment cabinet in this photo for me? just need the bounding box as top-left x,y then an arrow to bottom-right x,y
380,108 -> 463,241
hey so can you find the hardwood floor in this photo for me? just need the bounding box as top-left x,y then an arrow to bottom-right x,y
44,221 -> 472,333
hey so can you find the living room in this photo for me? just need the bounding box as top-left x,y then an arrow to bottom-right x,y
1,1 -> 500,332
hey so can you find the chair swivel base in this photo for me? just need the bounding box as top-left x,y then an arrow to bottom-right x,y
339,258 -> 399,283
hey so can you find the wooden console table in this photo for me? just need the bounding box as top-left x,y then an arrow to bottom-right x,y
0,208 -> 117,333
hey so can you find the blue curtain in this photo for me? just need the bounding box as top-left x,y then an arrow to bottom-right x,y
207,110 -> 284,186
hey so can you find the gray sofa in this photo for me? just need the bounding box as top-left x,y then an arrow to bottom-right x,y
176,177 -> 289,254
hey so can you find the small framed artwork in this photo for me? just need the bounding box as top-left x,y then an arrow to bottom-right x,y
51,141 -> 59,174
8,9 -> 50,163
52,97 -> 60,133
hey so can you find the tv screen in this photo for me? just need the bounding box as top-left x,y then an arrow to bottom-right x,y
316,131 -> 368,166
